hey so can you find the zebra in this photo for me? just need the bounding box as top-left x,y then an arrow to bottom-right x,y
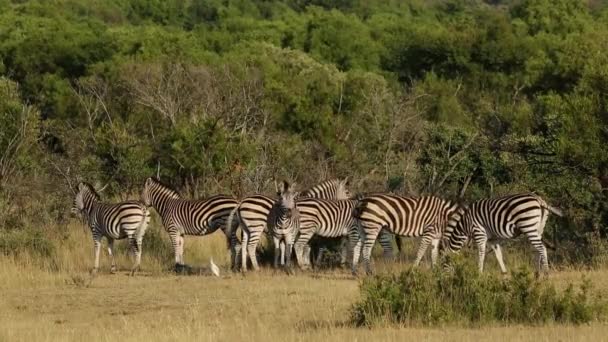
141,177 -> 239,271
351,194 -> 459,275
228,178 -> 351,272
72,182 -> 150,276
439,193 -> 563,275
268,181 -> 299,269
288,197 -> 397,270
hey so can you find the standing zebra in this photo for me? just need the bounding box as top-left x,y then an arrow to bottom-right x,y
141,177 -> 239,271
290,197 -> 396,270
268,181 -> 299,269
228,178 -> 350,272
351,194 -> 459,275
72,182 -> 150,276
440,193 -> 563,275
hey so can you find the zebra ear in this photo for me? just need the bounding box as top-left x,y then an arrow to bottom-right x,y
289,182 -> 297,193
281,180 -> 291,194
342,177 -> 350,187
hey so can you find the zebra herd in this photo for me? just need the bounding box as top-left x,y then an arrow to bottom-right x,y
71,177 -> 563,277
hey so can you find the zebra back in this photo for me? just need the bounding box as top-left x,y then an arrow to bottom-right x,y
442,193 -> 560,253
300,178 -> 350,201
354,194 -> 459,238
142,177 -> 237,238
296,198 -> 359,238
73,182 -> 149,239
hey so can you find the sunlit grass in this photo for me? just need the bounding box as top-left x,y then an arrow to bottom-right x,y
2,223 -> 608,341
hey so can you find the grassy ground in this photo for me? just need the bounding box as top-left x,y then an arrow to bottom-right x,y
1,222 -> 607,341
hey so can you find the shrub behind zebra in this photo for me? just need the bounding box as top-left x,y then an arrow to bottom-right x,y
71,182 -> 151,276
141,177 -> 238,274
440,193 -> 564,277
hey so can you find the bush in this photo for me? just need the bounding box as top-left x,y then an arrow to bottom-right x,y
0,229 -> 55,258
351,258 -> 605,326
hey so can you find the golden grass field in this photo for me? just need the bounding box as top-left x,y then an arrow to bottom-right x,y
1,222 -> 607,342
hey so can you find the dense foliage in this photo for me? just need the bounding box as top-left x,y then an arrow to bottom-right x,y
352,258 -> 605,326
0,0 -> 606,263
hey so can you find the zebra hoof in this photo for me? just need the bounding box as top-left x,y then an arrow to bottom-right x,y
110,266 -> 117,274
90,268 -> 98,276
283,266 -> 295,276
174,263 -> 188,274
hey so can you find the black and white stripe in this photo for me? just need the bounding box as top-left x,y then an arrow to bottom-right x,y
268,181 -> 299,269
287,198 -> 396,269
440,193 -> 563,275
72,182 -> 150,275
141,177 -> 238,270
229,179 -> 350,272
351,194 -> 459,275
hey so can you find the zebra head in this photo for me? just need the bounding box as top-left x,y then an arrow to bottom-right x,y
336,177 -> 352,200
72,182 -> 100,215
440,203 -> 470,254
273,180 -> 299,230
142,177 -> 180,207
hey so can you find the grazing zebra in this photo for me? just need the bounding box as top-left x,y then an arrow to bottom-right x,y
72,182 -> 150,276
440,193 -> 563,275
290,197 -> 396,269
268,181 -> 299,269
141,177 -> 239,271
229,178 -> 350,272
351,194 -> 459,275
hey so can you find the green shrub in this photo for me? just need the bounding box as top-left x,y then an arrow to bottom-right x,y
0,229 -> 55,258
351,258 -> 605,326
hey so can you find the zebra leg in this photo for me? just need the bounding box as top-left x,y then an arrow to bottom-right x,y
240,229 -> 249,272
280,240 -> 286,266
130,216 -> 148,276
490,242 -> 507,274
413,231 -> 434,267
303,244 -> 312,267
349,223 -> 363,274
379,229 -> 395,260
474,233 -> 488,273
247,229 -> 261,272
107,238 -> 116,274
223,224 -> 241,271
92,235 -> 102,275
273,236 -> 281,269
294,231 -> 313,270
130,236 -> 143,276
430,238 -> 440,268
361,227 -> 381,276
178,235 -> 186,266
524,231 -> 549,276
339,237 -> 349,267
285,232 -> 295,271
168,230 -> 182,270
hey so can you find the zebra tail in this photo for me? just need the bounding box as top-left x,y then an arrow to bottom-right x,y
225,206 -> 239,250
547,205 -> 564,217
542,237 -> 556,251
533,194 -> 564,217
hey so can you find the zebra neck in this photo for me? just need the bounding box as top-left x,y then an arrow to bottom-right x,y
152,195 -> 176,217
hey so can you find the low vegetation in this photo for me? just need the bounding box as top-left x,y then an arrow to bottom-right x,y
352,257 -> 606,327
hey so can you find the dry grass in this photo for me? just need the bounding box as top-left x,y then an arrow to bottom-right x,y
1,222 -> 608,341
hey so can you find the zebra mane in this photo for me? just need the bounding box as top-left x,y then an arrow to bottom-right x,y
78,182 -> 101,201
148,177 -> 181,199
